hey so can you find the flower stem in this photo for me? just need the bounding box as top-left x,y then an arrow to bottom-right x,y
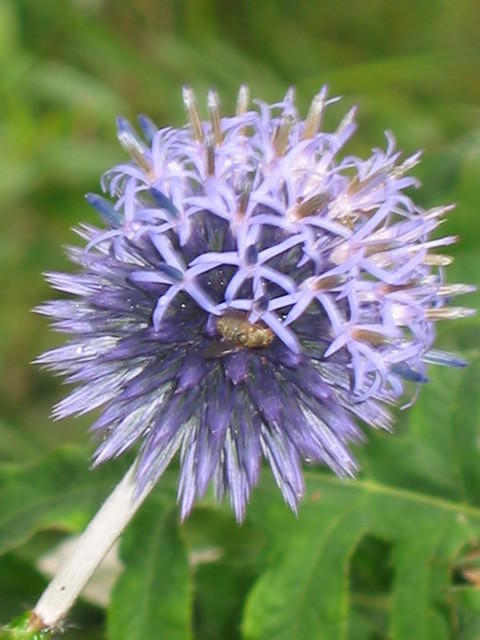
29,460 -> 152,632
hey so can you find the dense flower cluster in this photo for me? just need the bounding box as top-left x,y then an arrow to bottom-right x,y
37,86 -> 474,520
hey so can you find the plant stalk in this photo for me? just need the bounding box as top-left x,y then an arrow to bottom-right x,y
29,460 -> 152,632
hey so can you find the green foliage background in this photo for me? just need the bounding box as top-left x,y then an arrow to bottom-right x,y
1,1 -> 480,638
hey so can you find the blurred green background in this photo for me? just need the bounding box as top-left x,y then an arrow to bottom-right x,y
2,2 -> 480,639
1,0 -> 480,457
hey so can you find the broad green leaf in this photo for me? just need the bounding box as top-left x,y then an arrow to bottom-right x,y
407,361 -> 480,505
244,474 -> 479,640
107,500 -> 192,640
451,588 -> 480,640
358,355 -> 480,500
243,359 -> 480,640
389,530 -> 453,639
243,492 -> 368,640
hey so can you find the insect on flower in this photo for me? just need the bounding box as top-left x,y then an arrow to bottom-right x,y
36,85 -> 475,521
203,312 -> 275,358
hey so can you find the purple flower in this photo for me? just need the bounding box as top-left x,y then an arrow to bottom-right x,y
36,86 -> 474,521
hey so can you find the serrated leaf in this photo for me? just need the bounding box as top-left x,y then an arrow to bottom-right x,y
107,500 -> 192,640
243,358 -> 480,640
243,494 -> 368,640
244,474 -> 480,640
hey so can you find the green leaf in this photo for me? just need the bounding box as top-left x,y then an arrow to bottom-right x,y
243,358 -> 480,640
450,587 -> 480,640
244,474 -> 479,640
107,500 -> 192,640
243,489 -> 367,640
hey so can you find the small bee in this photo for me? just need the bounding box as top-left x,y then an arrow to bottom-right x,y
205,312 -> 274,358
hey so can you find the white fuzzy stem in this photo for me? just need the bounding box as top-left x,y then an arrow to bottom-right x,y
32,460 -> 152,631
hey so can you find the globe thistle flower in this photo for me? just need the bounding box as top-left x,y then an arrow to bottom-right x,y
36,86 -> 474,521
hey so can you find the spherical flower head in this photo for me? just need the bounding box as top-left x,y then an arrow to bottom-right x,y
37,86 -> 475,521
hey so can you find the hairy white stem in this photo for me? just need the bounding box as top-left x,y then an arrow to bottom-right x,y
32,460 -> 152,631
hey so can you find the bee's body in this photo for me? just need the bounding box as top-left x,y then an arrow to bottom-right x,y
205,312 -> 274,358
216,313 -> 274,348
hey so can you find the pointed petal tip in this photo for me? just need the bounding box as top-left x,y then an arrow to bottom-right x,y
137,114 -> 158,141
423,349 -> 469,368
115,115 -> 130,133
